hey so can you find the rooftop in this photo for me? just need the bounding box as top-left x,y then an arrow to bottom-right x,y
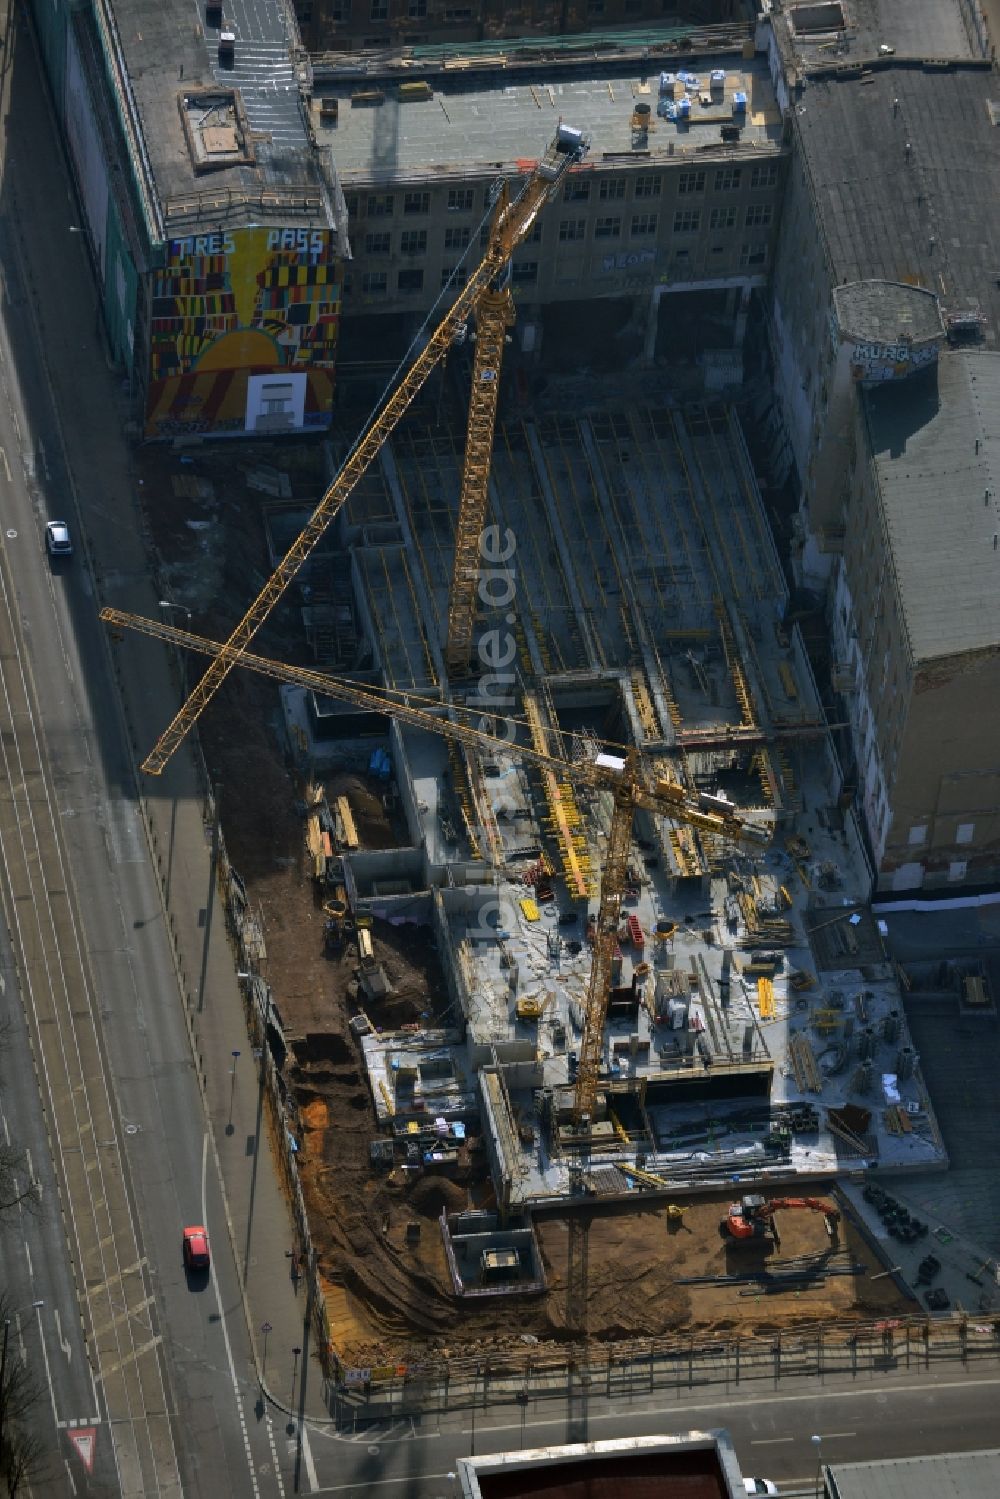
111,0 -> 337,237
826,1449 -> 1000,1499
864,351 -> 1000,662
458,1432 -> 744,1499
783,0 -> 974,68
794,60 -> 1000,341
833,281 -> 943,346
317,54 -> 782,183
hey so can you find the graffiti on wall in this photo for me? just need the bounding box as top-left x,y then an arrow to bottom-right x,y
849,339 -> 938,384
145,226 -> 341,437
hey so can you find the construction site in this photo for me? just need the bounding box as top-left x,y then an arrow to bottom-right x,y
114,124 -> 952,1369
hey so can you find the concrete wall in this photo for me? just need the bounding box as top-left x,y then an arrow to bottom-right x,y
880,648 -> 1000,891
341,150 -> 786,325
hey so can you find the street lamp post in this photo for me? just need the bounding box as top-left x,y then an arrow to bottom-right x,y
811,1434 -> 824,1498
260,1321 -> 272,1385
158,599 -> 192,622
228,1050 -> 241,1129
291,1345 -> 302,1406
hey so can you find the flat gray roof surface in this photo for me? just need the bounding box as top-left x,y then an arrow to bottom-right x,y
114,0 -> 331,231
324,57 -> 781,181
787,0 -> 972,64
828,1449 -> 1000,1499
796,63 -> 1000,342
833,281 -> 942,344
864,351 -> 1000,662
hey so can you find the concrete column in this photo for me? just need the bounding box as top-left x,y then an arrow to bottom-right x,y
644,283 -> 665,363
734,282 -> 752,348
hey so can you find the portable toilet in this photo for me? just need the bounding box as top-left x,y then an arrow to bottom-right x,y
732,91 -> 748,114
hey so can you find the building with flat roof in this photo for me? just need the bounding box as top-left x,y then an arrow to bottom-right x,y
457,1430 -> 749,1499
823,1448 -> 1000,1499
321,37 -> 784,366
30,0 -> 347,438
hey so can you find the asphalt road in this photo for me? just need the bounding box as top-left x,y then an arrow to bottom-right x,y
0,10 -> 292,1494
300,1361 -> 1000,1495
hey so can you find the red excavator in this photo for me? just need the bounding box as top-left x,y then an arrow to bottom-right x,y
722,1194 -> 840,1250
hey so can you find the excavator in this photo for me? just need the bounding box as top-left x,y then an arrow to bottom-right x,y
722,1194 -> 840,1250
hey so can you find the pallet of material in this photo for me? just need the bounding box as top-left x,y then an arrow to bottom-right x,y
789,1031 -> 823,1092
757,976 -> 775,1019
336,794 -> 359,850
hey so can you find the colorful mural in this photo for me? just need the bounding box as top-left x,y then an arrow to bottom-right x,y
145,226 -> 342,437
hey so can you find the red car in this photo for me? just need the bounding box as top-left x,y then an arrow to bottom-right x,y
182,1225 -> 211,1271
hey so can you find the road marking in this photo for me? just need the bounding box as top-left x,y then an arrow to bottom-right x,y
298,1420 -> 318,1491
0,446 -> 10,482
202,1131 -> 261,1498
822,1432 -> 857,1439
55,1307 -> 72,1360
93,1333 -> 163,1384
90,1294 -> 155,1340
750,1437 -> 793,1445
460,1374 -> 1000,1436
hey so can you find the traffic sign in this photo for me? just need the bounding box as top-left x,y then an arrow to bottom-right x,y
69,1428 -> 96,1473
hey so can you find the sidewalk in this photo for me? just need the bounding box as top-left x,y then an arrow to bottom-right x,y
7,13 -> 331,1422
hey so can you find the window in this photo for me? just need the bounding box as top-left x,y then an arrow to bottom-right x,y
563,177 -> 591,203
365,230 -> 390,254
345,194 -> 359,218
745,203 -> 773,228
587,0 -> 604,12
408,0 -> 427,13
400,229 -> 427,256
633,172 -> 661,199
956,822 -> 975,845
441,265 -> 468,288
527,220 -> 543,244
594,215 -> 622,239
362,271 -> 387,296
714,167 -> 742,191
366,193 -> 394,218
673,209 -> 700,233
403,190 -> 430,215
559,218 -> 586,242
948,860 -> 968,882
444,225 -> 471,252
751,162 -> 779,189
630,212 -> 657,237
677,169 -> 705,195
398,268 -> 424,293
739,242 -> 767,267
447,187 -> 475,212
443,5 -> 471,16
370,0 -> 387,17
599,177 -> 625,201
261,381 -> 293,416
710,206 -> 737,230
908,825 -> 928,847
512,261 -> 538,284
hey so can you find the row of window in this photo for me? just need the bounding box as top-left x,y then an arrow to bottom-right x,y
355,239 -> 767,297
351,161 -> 780,222
364,204 -> 772,257
330,0 -> 674,18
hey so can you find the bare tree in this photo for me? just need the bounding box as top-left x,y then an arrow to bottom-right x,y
0,1148 -> 38,1219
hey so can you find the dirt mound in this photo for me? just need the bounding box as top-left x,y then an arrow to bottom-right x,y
409,1178 -> 467,1219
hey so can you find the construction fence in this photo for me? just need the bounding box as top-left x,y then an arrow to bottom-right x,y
332,1312 -> 1000,1414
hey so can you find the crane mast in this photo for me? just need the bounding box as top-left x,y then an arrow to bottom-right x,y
136,125 -> 590,777
102,606 -> 769,1124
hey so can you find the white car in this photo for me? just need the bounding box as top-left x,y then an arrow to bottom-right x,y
745,1482 -> 778,1497
45,521 -> 73,557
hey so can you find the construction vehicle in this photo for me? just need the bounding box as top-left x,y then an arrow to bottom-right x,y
131,123 -> 591,778
722,1194 -> 840,1251
515,991 -> 554,1022
102,606 -> 770,1124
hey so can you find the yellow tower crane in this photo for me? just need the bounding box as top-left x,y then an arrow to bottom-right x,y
135,123 -> 591,778
101,606 -> 770,1123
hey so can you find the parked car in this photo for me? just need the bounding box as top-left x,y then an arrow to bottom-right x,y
182,1225 -> 211,1271
44,521 -> 73,557
744,1481 -> 778,1497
